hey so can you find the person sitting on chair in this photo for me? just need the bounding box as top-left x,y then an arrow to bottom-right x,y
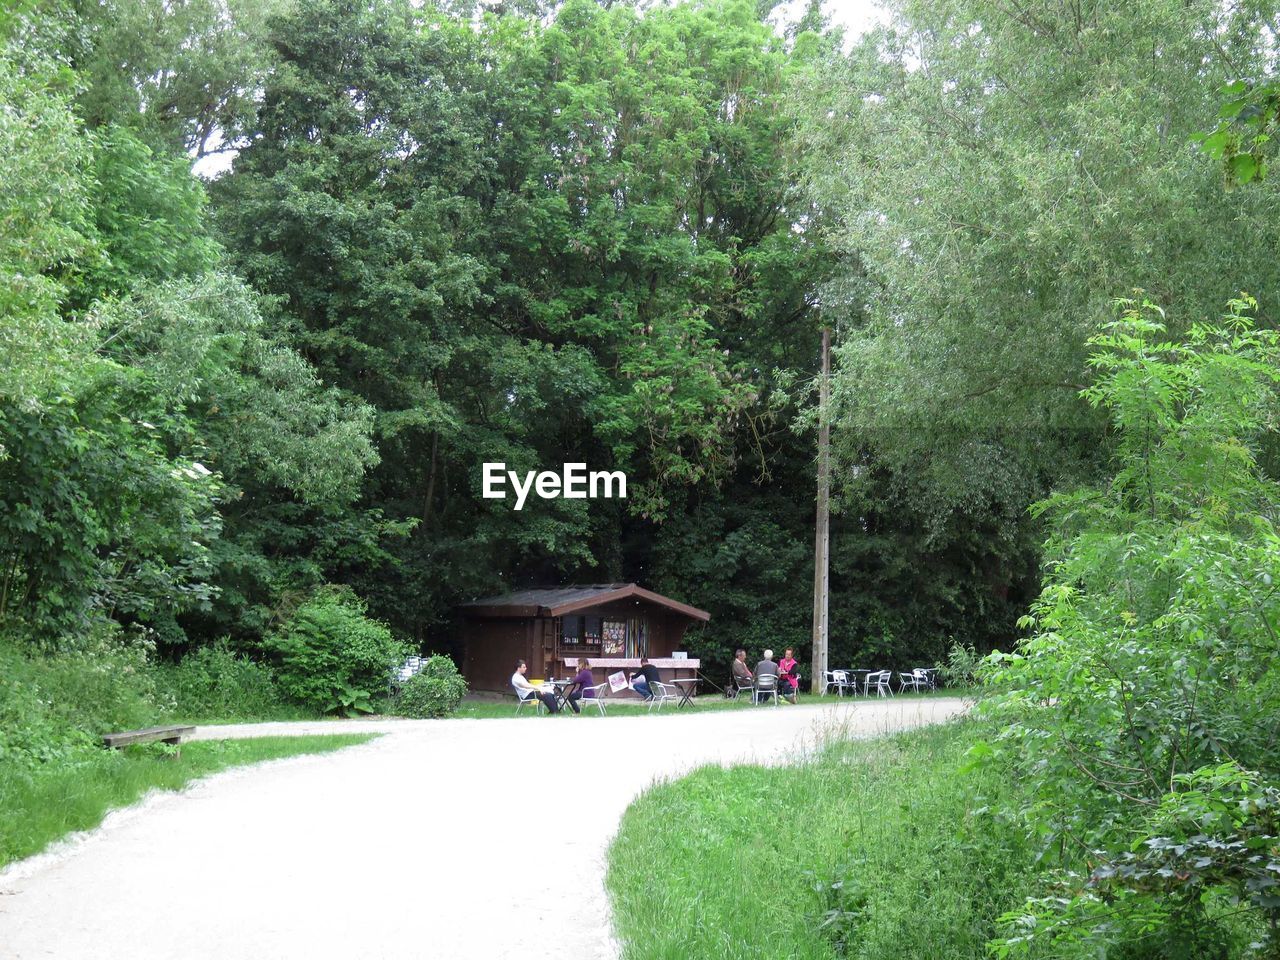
778,647 -> 801,704
629,657 -> 661,701
754,649 -> 780,702
755,649 -> 779,680
731,649 -> 753,698
565,657 -> 593,713
511,659 -> 559,714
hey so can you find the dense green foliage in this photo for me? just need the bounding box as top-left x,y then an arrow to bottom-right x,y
607,721 -> 1034,960
207,0 -> 854,669
973,301 -> 1280,957
790,0 -> 1280,668
8,0 -> 1280,951
157,641 -> 294,722
393,655 -> 468,718
1,0 -> 1055,697
0,630 -> 304,778
0,630 -> 158,772
265,589 -> 408,715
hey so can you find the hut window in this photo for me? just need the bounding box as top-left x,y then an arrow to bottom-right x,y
562,615 -> 582,642
583,617 -> 602,646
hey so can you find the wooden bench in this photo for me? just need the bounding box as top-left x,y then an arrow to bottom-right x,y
102,725 -> 196,758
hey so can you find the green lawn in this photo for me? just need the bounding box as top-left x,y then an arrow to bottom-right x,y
0,734 -> 377,868
450,689 -> 956,720
606,720 -> 1030,960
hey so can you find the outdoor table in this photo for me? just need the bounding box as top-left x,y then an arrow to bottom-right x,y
547,678 -> 577,712
671,676 -> 698,708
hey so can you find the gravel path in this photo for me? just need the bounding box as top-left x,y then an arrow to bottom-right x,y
0,698 -> 965,960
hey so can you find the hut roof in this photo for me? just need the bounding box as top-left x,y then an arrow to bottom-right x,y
461,583 -> 710,621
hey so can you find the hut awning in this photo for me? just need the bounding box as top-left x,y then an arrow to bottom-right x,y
461,583 -> 710,621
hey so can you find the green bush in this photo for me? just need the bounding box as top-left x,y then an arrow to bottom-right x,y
156,641 -> 290,721
393,655 -> 467,718
981,299 -> 1280,957
0,625 -> 159,772
265,588 -> 408,716
936,639 -> 982,688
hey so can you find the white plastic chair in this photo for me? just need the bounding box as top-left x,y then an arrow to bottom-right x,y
898,671 -> 923,694
733,674 -> 755,700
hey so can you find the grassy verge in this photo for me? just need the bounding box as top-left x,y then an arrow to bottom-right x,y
449,690 -> 958,720
0,734 -> 376,868
606,720 -> 1030,960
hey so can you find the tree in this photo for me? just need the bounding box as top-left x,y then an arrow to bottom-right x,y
67,0 -> 290,158
984,296 -> 1280,956
791,0 -> 1280,523
212,0 -> 842,647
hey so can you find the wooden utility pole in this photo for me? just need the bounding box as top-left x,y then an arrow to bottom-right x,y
811,326 -> 831,694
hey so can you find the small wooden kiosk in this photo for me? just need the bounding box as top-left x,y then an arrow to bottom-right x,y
460,583 -> 709,697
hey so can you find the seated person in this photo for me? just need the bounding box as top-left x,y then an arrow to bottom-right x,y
755,649 -> 780,680
731,648 -> 753,696
754,649 -> 780,701
778,647 -> 801,703
511,659 -> 559,713
566,657 -> 594,713
629,657 -> 661,700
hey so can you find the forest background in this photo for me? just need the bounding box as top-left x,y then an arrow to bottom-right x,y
9,0 -> 1280,953
2,0 -> 1278,693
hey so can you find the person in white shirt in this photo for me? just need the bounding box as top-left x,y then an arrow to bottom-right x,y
511,659 -> 559,713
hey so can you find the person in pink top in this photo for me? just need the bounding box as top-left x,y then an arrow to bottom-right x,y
778,647 -> 801,704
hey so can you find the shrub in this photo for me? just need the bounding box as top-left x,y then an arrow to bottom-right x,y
0,624 -> 159,772
265,588 -> 408,716
981,299 -> 1280,957
157,641 -> 288,721
394,655 -> 467,718
936,639 -> 981,688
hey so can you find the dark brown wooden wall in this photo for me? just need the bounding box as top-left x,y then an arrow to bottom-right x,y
462,618 -> 534,693
462,598 -> 701,692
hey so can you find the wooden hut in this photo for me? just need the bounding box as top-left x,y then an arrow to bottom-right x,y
460,583 -> 710,696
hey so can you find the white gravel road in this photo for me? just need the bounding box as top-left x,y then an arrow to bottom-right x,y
0,698 -> 965,960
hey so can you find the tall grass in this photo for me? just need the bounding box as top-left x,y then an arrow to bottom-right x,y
0,734 -> 376,867
606,720 -> 1031,960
